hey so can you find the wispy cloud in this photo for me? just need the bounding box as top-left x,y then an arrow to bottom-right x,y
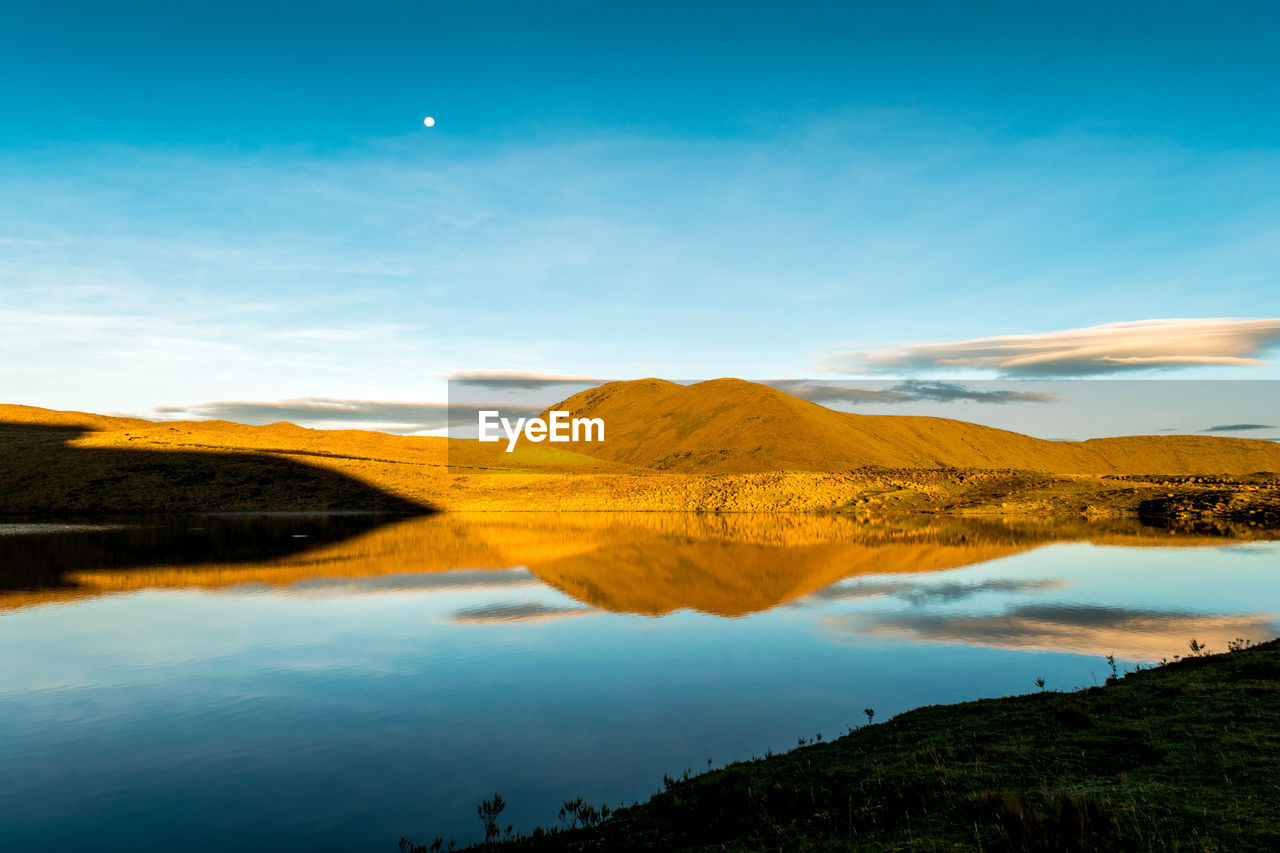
448,370 -> 607,391
1201,423 -> 1275,433
7,117 -> 1280,416
155,398 -> 449,433
769,379 -> 1060,405
155,398 -> 550,433
821,318 -> 1280,377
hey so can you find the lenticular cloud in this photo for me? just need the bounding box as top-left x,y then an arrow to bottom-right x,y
822,318 -> 1280,377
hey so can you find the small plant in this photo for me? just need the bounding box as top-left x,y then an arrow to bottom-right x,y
477,792 -> 506,845
559,796 -> 610,830
864,707 -> 875,725
1105,653 -> 1118,680
1034,676 -> 1046,691
1188,638 -> 1209,657
1228,637 -> 1253,652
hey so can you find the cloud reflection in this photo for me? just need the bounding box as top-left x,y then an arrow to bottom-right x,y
830,602 -> 1280,661
805,577 -> 1066,606
286,567 -> 537,595
449,601 -> 595,624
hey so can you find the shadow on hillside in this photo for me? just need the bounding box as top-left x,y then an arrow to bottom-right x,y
0,421 -> 432,596
0,421 -> 432,515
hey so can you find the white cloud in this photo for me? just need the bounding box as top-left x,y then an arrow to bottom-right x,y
767,379 -> 1060,404
154,397 -> 548,434
447,370 -> 606,390
154,398 -> 452,432
822,318 -> 1280,377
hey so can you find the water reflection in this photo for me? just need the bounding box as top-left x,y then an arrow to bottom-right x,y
827,596 -> 1279,660
1,513 -> 1277,851
0,513 -> 404,608
2,511 -> 1270,618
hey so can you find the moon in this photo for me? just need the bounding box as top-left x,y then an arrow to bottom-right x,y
423,116 -> 435,127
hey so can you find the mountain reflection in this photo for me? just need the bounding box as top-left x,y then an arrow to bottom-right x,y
3,512 -> 1278,661
2,512 -> 1272,617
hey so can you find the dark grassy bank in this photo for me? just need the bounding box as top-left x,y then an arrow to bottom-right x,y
425,638 -> 1280,852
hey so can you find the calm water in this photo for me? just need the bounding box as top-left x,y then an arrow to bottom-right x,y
1,512 -> 1277,851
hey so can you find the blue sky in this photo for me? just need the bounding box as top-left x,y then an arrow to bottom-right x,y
2,1 -> 1278,427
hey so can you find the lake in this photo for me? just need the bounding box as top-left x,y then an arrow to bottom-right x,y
1,512 -> 1277,851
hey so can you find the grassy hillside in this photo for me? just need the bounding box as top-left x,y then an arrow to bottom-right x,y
0,415 -> 428,514
432,638 -> 1280,852
544,378 -> 1280,475
3,384 -> 1279,517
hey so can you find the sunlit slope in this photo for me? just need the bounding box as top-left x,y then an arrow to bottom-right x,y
0,404 -> 615,512
0,405 -> 431,513
3,393 -> 1278,514
543,378 -> 1280,475
0,403 -> 608,475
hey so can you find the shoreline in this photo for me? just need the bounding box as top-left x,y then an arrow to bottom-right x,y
428,637 -> 1280,851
